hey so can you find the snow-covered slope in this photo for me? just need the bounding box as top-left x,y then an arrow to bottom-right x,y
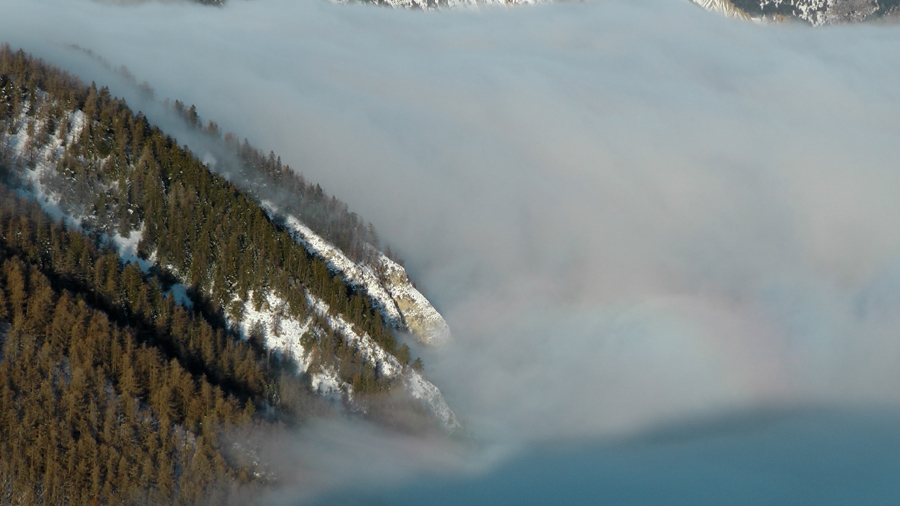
231,288 -> 459,430
262,202 -> 452,346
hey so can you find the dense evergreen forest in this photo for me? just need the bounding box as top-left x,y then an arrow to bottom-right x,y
0,186 -> 275,504
0,46 -> 437,504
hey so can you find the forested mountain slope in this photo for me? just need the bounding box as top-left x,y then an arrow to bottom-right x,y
163,97 -> 453,347
0,46 -> 458,503
0,187 -> 286,505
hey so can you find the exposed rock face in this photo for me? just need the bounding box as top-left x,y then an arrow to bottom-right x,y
827,0 -> 879,21
692,0 -> 900,25
379,256 -> 453,346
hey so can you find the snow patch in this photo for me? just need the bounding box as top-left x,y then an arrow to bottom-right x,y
404,369 -> 461,432
259,199 -> 401,324
690,0 -> 753,19
110,228 -> 154,272
307,293 -> 401,379
310,368 -> 343,401
690,0 -> 879,26
235,290 -> 312,372
165,282 -> 194,309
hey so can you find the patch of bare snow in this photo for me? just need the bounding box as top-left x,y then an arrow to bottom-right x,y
231,290 -> 359,404
404,369 -> 461,431
236,290 -> 313,372
165,282 -> 194,309
690,0 -> 752,19
258,200 -> 402,322
110,228 -> 155,272
310,368 -> 344,401
227,288 -> 459,430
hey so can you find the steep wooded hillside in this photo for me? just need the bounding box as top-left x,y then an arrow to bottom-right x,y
0,45 -> 458,504
0,186 -> 289,504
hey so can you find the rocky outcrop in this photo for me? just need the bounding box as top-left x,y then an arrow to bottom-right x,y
378,255 -> 452,346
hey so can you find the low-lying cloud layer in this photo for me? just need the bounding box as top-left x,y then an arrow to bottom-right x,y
4,0 -> 900,497
303,408 -> 900,506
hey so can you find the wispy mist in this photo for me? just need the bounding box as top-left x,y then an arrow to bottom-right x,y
4,0 -> 900,499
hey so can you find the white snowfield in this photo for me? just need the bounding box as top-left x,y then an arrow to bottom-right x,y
308,295 -> 460,431
402,367 -> 460,431
236,290 -> 314,372
261,201 -> 452,346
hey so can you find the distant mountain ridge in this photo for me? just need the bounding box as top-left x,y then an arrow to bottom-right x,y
334,0 -> 541,9
181,0 -> 900,17
690,0 -> 900,24
182,0 -> 542,10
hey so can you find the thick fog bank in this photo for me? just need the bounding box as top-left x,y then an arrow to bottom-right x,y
302,408 -> 900,506
4,0 -> 900,472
